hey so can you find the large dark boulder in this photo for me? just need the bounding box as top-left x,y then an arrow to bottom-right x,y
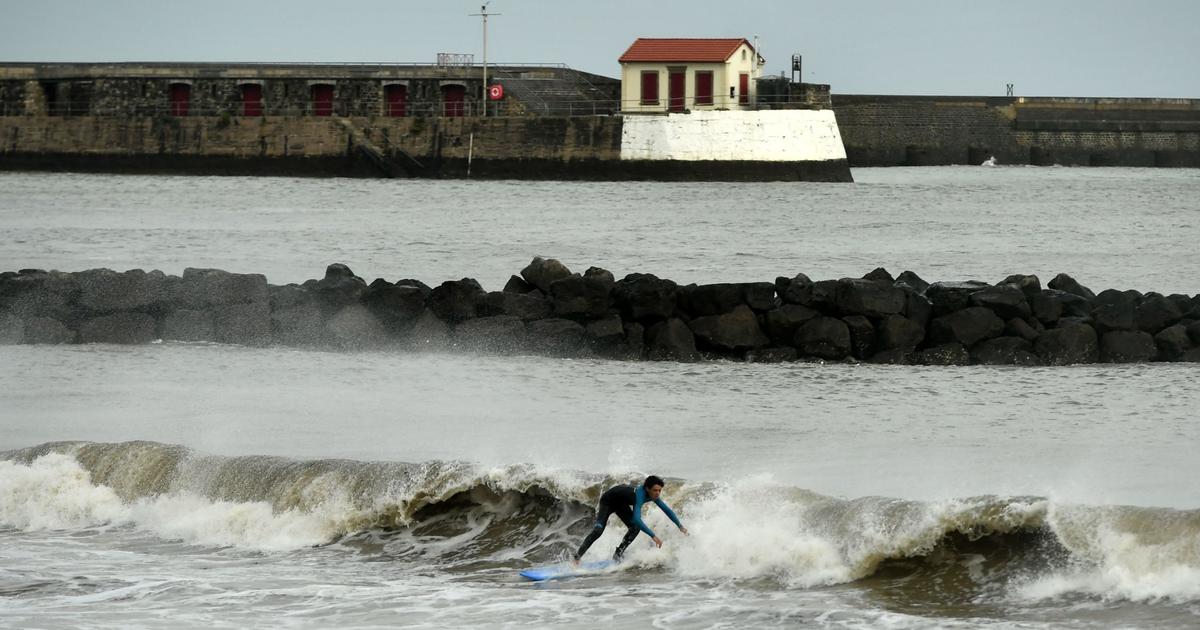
971,337 -> 1040,366
1100,330 -> 1158,363
613,273 -> 679,322
1094,288 -> 1141,307
1005,317 -> 1041,342
1031,289 -> 1092,324
925,281 -> 989,316
1000,274 -> 1042,298
527,318 -> 589,357
271,302 -> 326,347
795,316 -> 851,360
213,302 -> 271,346
520,257 -> 573,294
916,343 -> 970,366
1091,293 -> 1136,332
863,267 -> 895,283
895,270 -> 929,294
646,318 -> 700,362
363,280 -> 427,330
1187,321 -> 1200,345
1153,324 -> 1193,361
79,312 -> 157,344
1035,323 -> 1099,365
175,268 -> 268,309
842,315 -> 876,359
969,285 -> 1031,319
454,315 -> 526,353
776,273 -> 813,306
428,278 -> 486,324
308,264 -> 368,312
22,317 -> 74,344
903,290 -> 933,328
877,314 -> 925,350
1135,294 -> 1183,333
550,270 -> 615,319
930,307 -> 1005,347
502,274 -> 536,294
808,280 -> 840,313
585,314 -> 625,344
1047,273 -> 1096,300
763,304 -> 820,346
835,278 -> 906,318
479,290 -> 551,322
162,309 -> 215,342
77,268 -> 168,312
678,282 -> 775,317
0,270 -> 79,320
688,304 -> 769,352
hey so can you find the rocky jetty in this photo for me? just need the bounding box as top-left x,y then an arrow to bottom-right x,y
3,260 -> 1199,365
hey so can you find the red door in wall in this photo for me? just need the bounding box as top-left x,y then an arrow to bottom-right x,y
311,84 -> 334,116
168,83 -> 190,117
668,70 -> 685,112
739,73 -> 749,105
443,85 -> 465,117
241,84 -> 263,116
385,84 -> 407,117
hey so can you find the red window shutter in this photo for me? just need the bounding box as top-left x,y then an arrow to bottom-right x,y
442,85 -> 465,117
385,84 -> 407,117
168,83 -> 190,117
739,73 -> 749,105
640,71 -> 658,105
311,84 -> 334,116
695,72 -> 713,106
241,84 -> 262,117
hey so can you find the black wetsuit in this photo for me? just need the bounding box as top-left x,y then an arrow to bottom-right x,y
574,484 -> 683,561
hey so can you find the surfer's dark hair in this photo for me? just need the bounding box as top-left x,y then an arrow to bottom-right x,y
643,475 -> 665,489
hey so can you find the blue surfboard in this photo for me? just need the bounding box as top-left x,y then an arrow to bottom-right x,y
520,559 -> 616,581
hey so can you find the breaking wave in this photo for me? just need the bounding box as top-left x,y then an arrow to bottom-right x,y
2,441 -> 1198,603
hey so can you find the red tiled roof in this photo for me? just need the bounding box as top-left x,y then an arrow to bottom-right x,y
618,38 -> 754,63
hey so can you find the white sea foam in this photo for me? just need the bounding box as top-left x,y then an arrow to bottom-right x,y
0,454 -> 341,550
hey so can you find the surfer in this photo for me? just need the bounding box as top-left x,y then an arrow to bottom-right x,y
574,475 -> 688,563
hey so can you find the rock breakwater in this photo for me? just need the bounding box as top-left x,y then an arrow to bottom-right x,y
3,260 -> 1199,365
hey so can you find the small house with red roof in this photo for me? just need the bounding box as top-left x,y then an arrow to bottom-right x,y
618,38 -> 763,113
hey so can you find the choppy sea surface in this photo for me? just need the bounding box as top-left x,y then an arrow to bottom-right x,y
1,167 -> 1199,629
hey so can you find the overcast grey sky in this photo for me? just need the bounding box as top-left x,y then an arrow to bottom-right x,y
2,0 -> 1198,98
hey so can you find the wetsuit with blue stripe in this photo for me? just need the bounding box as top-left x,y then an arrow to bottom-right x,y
574,484 -> 683,561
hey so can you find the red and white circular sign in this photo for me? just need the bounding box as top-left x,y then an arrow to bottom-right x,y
488,84 -> 504,100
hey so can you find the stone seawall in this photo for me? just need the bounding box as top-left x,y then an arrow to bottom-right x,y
0,113 -> 852,182
4,261 -> 1199,365
834,95 -> 1200,167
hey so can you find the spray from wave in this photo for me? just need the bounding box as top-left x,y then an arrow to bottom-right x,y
2,441 -> 1198,603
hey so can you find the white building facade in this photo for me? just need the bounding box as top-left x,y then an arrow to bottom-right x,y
619,38 -> 764,113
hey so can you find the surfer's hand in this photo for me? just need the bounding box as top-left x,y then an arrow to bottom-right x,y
652,536 -> 663,548
679,526 -> 689,536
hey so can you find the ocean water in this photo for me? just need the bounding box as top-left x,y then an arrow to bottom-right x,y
1,167 -> 1199,629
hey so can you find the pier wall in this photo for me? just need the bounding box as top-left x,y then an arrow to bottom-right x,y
834,95 -> 1200,167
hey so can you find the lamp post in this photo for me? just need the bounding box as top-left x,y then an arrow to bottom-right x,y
470,3 -> 500,116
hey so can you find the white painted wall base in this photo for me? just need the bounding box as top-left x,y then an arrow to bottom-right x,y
619,110 -> 847,162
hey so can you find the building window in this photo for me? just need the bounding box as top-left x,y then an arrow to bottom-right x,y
640,71 -> 659,105
694,71 -> 713,106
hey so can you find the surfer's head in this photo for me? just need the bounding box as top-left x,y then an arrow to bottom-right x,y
643,475 -> 665,500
